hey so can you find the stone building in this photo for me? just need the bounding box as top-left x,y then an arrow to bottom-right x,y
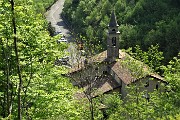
67,11 -> 167,99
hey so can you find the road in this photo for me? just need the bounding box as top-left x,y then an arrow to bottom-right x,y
45,0 -> 73,42
45,1 -> 83,66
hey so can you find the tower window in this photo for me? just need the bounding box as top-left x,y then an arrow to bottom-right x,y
112,29 -> 115,32
112,37 -> 116,46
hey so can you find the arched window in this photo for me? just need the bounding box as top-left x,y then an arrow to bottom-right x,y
112,37 -> 116,46
112,29 -> 116,32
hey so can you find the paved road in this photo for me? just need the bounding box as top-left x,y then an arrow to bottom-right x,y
45,1 -> 82,66
45,0 -> 73,41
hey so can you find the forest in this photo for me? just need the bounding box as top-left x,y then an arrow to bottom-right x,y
0,0 -> 179,119
62,0 -> 180,63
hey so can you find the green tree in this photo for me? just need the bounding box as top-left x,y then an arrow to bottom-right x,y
130,45 -> 164,72
63,0 -> 180,63
0,0 -> 80,119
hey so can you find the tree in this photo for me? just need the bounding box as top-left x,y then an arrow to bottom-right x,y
105,53 -> 180,120
160,53 -> 180,118
0,0 -> 80,119
63,0 -> 180,63
128,45 -> 164,72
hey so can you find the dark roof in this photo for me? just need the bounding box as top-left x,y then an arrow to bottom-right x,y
74,74 -> 120,99
87,74 -> 120,96
109,53 -> 151,84
110,61 -> 133,85
109,10 -> 119,27
109,56 -> 167,85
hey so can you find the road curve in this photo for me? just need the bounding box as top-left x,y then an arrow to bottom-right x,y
45,0 -> 73,41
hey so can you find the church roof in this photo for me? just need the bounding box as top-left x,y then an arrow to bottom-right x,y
110,61 -> 134,85
68,50 -> 126,73
74,74 -> 120,99
109,61 -> 166,85
109,10 -> 119,27
68,50 -> 165,84
67,50 -> 166,98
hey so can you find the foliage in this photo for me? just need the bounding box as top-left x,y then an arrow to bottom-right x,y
125,44 -> 164,72
0,0 -> 78,119
161,53 -> 180,117
33,0 -> 58,13
108,53 -> 180,120
0,0 -> 179,119
63,0 -> 180,63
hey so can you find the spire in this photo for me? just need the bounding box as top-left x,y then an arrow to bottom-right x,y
109,10 -> 119,27
107,10 -> 120,62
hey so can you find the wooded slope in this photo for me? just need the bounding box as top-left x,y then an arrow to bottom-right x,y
63,0 -> 180,63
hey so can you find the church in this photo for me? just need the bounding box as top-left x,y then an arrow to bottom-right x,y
67,11 -> 167,99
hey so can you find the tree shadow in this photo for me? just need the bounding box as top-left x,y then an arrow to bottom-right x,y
56,14 -> 74,42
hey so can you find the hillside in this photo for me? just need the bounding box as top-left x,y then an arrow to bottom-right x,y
62,0 -> 180,63
0,0 -> 179,119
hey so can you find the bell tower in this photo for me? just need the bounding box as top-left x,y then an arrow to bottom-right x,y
107,10 -> 120,62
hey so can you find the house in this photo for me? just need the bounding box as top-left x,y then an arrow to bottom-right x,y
67,11 -> 167,99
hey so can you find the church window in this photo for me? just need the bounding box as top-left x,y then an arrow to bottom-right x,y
144,81 -> 149,87
103,71 -> 107,74
95,67 -> 98,70
156,84 -> 159,90
112,29 -> 115,32
112,37 -> 116,46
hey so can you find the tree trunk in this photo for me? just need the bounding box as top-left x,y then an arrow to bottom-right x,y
5,40 -> 10,116
90,100 -> 94,120
87,96 -> 94,120
1,38 -> 11,117
10,0 -> 23,119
